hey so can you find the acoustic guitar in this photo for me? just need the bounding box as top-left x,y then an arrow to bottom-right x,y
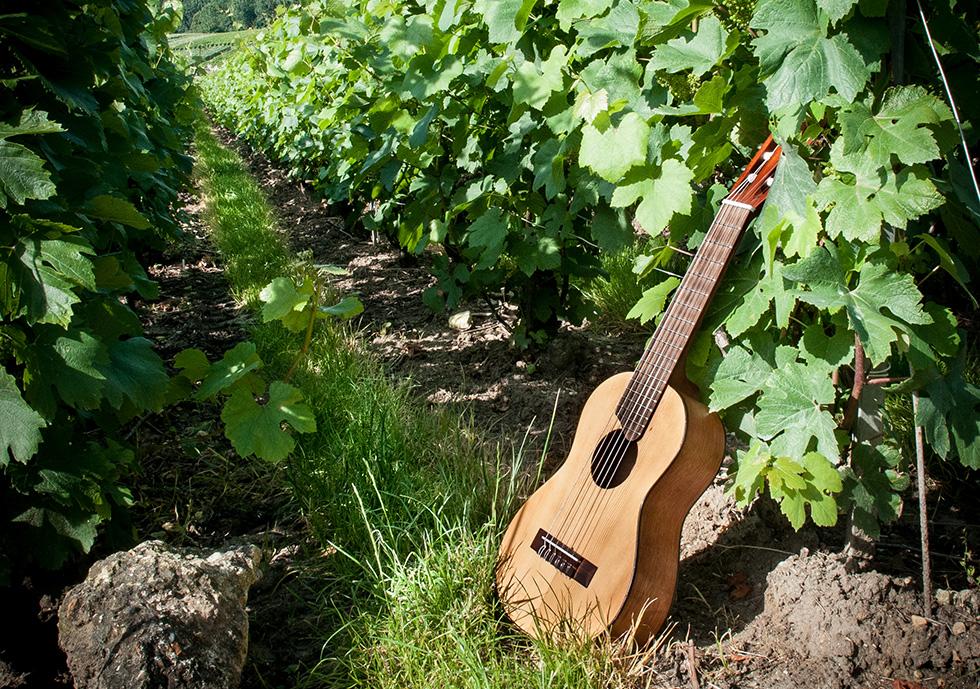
496,136 -> 782,644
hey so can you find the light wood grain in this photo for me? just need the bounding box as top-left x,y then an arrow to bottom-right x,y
496,372 -> 724,644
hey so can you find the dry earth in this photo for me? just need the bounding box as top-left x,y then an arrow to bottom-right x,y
2,126 -> 977,689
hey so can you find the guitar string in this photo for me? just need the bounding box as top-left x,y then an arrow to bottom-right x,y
546,203 -> 750,551
547,202 -> 751,554
562,205 -> 751,552
538,147 -> 772,561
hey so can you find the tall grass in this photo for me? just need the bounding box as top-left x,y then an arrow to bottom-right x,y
192,120 -> 663,688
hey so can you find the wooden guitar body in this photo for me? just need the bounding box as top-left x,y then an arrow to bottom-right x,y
496,372 -> 724,643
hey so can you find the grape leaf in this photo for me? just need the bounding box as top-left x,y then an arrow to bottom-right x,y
817,0 -> 858,24
0,140 -> 57,209
610,158 -> 693,234
579,112 -> 649,182
466,207 -> 509,270
0,109 -> 63,209
590,206 -> 632,254
174,348 -> 211,383
800,317 -> 854,368
754,359 -> 839,461
840,86 -> 949,167
82,195 -> 152,230
707,344 -> 774,411
260,276 -> 309,322
512,46 -> 567,111
647,15 -> 734,76
0,368 -> 47,466
769,456 -> 808,491
730,441 -> 770,504
195,341 -> 262,400
11,506 -> 100,567
532,138 -> 567,199
222,381 -> 316,462
580,49 -> 644,111
513,236 -> 562,275
319,296 -> 364,319
803,451 -> 843,492
783,243 -> 930,365
752,0 -> 872,111
1,233 -> 96,327
574,0 -> 640,57
474,0 -> 538,43
573,88 -> 608,124
766,139 -> 817,221
27,326 -> 107,415
814,146 -> 913,242
626,276 -> 680,324
556,0 -> 614,31
99,337 -> 168,412
915,348 -> 980,469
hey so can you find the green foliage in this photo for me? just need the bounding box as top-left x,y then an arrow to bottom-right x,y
201,0 -> 980,536
176,0 -> 297,32
0,1 -> 200,579
190,2 -> 234,32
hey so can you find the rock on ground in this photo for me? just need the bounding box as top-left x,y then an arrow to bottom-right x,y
58,540 -> 262,689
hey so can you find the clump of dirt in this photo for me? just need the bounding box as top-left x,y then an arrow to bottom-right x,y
737,552 -> 980,688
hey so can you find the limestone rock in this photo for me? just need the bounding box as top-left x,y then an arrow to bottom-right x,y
58,540 -> 262,689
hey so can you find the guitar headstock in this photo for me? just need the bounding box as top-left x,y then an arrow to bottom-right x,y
727,135 -> 782,210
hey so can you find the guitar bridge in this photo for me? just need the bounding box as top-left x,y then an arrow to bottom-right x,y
530,528 -> 597,588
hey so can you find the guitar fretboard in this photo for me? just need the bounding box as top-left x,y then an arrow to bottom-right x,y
615,202 -> 753,440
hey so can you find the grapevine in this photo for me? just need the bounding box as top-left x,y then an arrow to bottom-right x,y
200,0 -> 979,540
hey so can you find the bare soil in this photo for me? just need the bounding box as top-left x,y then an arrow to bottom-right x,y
4,126 -> 977,689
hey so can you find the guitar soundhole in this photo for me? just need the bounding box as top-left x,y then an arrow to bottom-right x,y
590,429 -> 637,489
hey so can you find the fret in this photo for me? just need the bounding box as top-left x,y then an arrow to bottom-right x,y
669,313 -> 695,325
711,223 -> 741,233
698,255 -> 725,266
638,359 -> 672,377
658,324 -> 689,340
681,285 -> 711,298
686,267 -> 715,279
638,354 -> 674,374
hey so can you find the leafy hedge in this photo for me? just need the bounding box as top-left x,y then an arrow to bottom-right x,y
201,0 -> 980,533
0,0 -> 200,580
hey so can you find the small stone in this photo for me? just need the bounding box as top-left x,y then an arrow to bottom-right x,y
911,615 -> 929,627
448,310 -> 472,330
951,621 -> 967,636
59,540 -> 262,689
935,589 -> 952,606
914,670 -> 924,680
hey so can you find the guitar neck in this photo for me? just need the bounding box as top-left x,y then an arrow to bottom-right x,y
615,201 -> 754,440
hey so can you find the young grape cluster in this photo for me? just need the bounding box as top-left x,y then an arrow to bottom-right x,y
655,70 -> 702,102
715,0 -> 756,32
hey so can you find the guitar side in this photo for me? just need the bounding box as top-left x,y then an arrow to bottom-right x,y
496,372 -> 725,643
